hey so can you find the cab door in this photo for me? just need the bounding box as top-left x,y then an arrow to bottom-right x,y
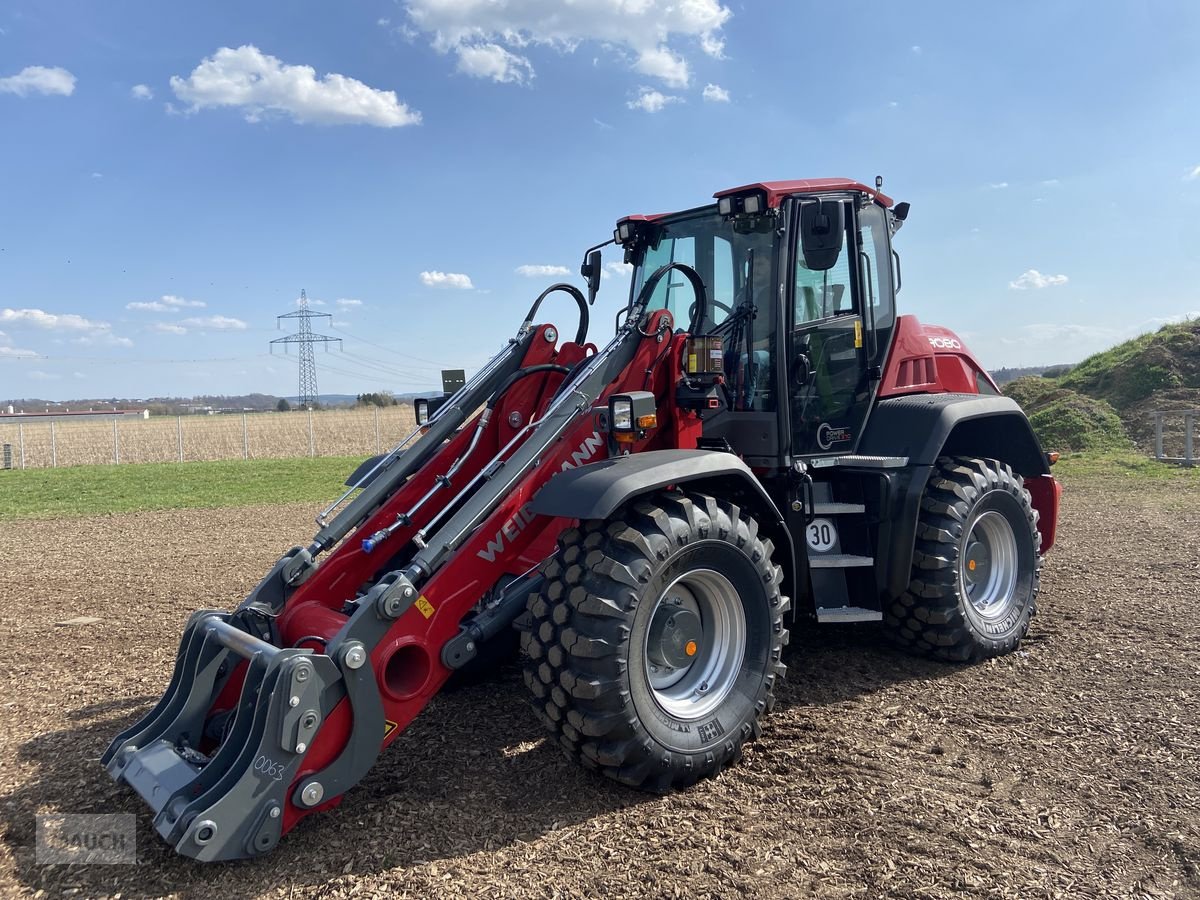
787,198 -> 895,457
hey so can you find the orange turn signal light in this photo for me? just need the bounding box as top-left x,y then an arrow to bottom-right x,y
613,432 -> 636,444
636,413 -> 658,429
1046,451 -> 1060,465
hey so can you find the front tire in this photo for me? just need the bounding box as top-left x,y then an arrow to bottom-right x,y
885,457 -> 1042,662
522,491 -> 789,792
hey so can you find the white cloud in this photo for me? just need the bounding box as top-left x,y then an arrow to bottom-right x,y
148,323 -> 188,335
1144,310 -> 1200,327
127,295 -> 205,312
420,270 -> 474,289
700,33 -> 725,58
71,333 -> 134,348
1000,323 -> 1118,346
635,45 -> 689,88
0,346 -> 37,358
455,43 -> 534,85
628,87 -> 680,113
162,295 -> 205,308
702,83 -> 730,103
131,83 -> 154,100
516,264 -> 570,277
1009,269 -> 1069,290
1186,165 -> 1200,182
335,298 -> 363,308
911,45 -> 922,55
402,0 -> 731,88
987,182 -> 1009,190
28,370 -> 59,380
170,45 -> 421,127
603,260 -> 633,280
181,315 -> 247,330
1040,178 -> 1061,186
0,308 -> 108,331
0,65 -> 76,97
295,296 -> 326,307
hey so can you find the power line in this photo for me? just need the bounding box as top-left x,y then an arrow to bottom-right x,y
328,325 -> 479,369
270,289 -> 341,408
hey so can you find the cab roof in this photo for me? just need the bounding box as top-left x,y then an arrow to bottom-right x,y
715,178 -> 894,209
617,178 -> 894,225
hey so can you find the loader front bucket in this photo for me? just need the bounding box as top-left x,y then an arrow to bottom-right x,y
101,610 -> 370,862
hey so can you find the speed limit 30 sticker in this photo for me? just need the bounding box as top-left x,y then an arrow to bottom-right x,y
805,517 -> 838,553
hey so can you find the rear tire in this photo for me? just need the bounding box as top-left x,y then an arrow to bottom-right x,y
521,490 -> 789,792
884,457 -> 1041,662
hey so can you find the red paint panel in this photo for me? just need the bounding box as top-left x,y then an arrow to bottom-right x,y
1025,474 -> 1062,553
879,315 -> 998,398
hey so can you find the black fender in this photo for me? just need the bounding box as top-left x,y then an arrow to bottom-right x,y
858,392 -> 1050,599
345,454 -> 388,488
529,449 -> 796,607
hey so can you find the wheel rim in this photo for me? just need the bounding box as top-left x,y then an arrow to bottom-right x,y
961,510 -> 1020,618
644,569 -> 746,720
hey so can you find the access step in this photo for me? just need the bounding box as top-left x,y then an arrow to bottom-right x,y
812,502 -> 866,516
816,606 -> 884,624
809,455 -> 908,470
809,554 -> 874,569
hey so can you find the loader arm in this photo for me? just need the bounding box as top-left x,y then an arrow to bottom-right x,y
103,265 -> 703,860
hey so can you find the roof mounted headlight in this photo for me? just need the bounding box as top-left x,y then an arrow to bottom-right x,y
716,190 -> 768,219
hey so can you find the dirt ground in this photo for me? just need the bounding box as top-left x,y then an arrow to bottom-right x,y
1,475 -> 1198,899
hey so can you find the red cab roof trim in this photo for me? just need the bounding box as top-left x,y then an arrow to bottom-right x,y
714,178 -> 894,209
615,213 -> 668,224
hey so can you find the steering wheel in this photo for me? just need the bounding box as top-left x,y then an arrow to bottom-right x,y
631,262 -> 709,332
687,297 -> 734,332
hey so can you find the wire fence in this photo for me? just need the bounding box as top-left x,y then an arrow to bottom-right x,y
0,407 -> 419,470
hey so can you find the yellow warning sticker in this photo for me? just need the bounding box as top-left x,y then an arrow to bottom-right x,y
383,719 -> 398,740
415,596 -> 435,619
854,320 -> 863,349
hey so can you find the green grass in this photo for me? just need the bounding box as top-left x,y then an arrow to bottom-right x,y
1058,320 -> 1199,408
2,452 -> 1195,521
0,457 -> 361,520
1052,450 -> 1200,483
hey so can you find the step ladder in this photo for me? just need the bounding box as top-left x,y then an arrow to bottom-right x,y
806,484 -> 881,623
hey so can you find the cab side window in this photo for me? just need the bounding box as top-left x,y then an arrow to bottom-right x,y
794,214 -> 853,327
857,205 -> 894,342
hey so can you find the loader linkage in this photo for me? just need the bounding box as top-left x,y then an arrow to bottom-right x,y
104,271 -> 690,860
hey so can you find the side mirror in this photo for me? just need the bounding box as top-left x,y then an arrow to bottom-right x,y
581,249 -> 603,304
799,200 -> 844,271
414,398 -> 430,426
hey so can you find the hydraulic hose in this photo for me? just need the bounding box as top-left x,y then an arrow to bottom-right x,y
523,284 -> 590,345
487,364 -> 571,410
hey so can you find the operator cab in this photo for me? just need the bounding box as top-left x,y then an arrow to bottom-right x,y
621,179 -> 905,466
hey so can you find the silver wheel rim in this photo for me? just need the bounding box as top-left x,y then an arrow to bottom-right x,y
961,510 -> 1020,618
644,569 -> 746,721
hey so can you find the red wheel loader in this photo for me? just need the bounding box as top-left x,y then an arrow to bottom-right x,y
104,178 -> 1062,860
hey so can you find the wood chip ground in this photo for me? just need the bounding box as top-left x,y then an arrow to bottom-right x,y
0,477 -> 1197,898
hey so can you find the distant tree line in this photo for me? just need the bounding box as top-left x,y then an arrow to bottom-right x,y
990,364 -> 1075,386
356,392 -> 398,407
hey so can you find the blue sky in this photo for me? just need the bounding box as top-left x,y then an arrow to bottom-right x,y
2,1 -> 1199,401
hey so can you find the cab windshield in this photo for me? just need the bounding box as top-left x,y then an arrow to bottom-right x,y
631,210 -> 778,411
